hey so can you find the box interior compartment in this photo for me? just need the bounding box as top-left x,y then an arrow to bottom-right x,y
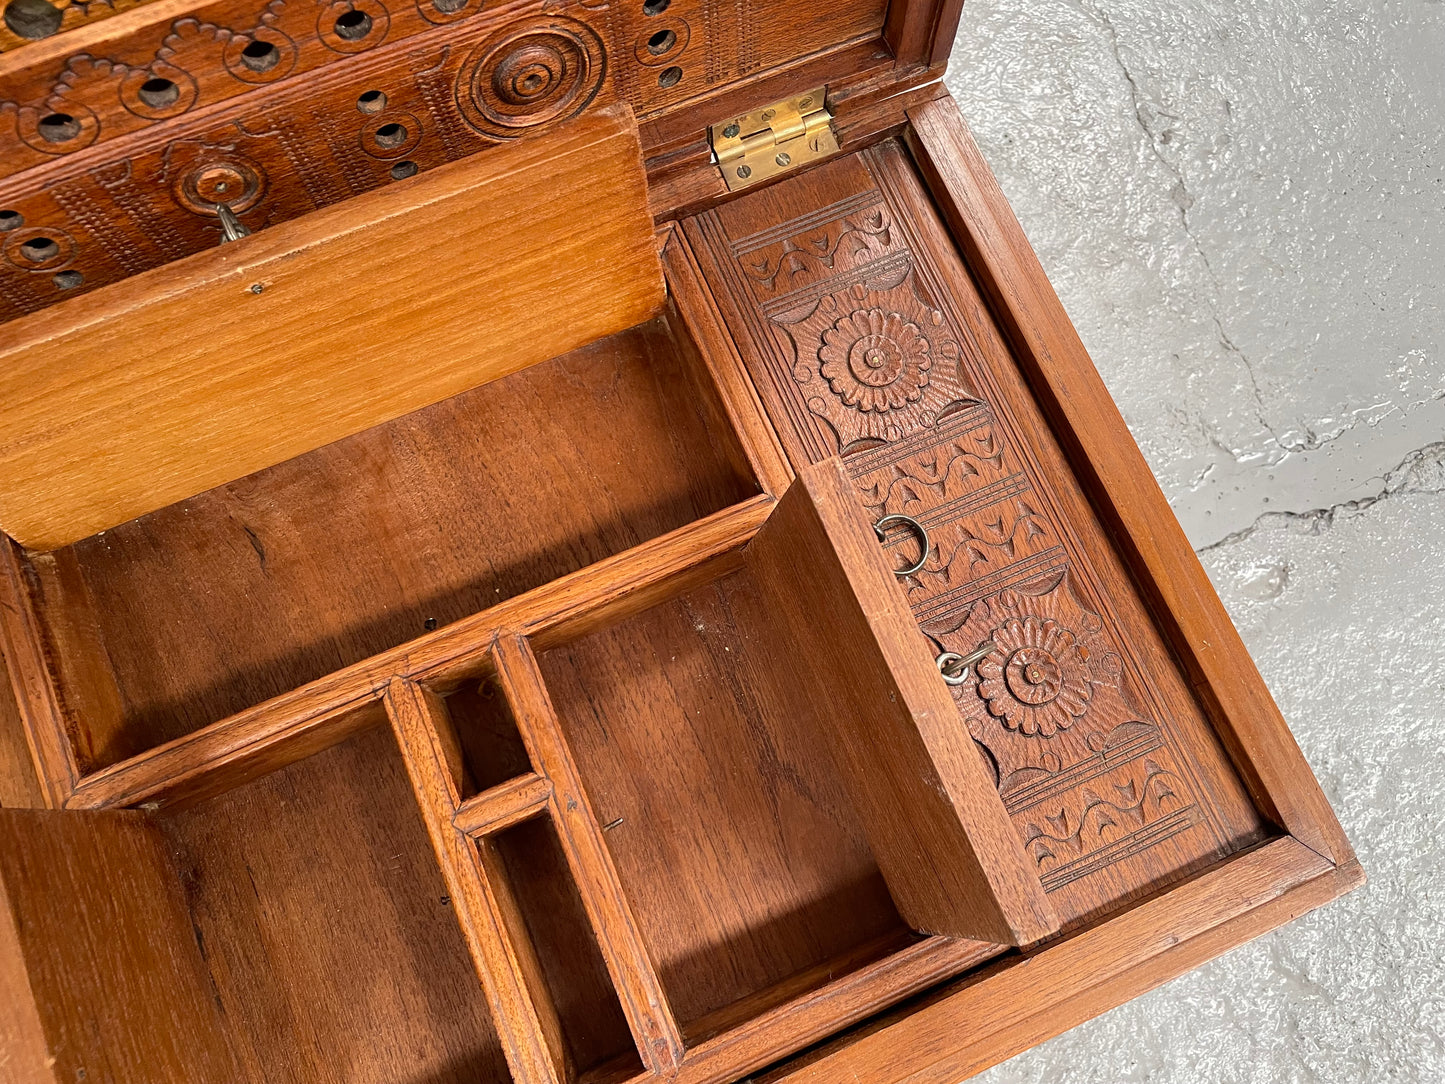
19,306 -> 760,774
537,564 -> 917,1036
153,713 -> 511,1084
487,814 -> 645,1081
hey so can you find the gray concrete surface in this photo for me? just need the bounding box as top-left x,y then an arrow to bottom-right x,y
942,0 -> 1445,1079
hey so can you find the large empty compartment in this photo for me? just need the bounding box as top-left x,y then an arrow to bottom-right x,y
153,718 -> 509,1083
514,459 -> 1054,1043
0,715 -> 511,1084
537,566 -> 914,1035
15,308 -> 759,773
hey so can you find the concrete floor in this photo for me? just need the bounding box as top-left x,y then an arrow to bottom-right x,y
942,0 -> 1444,1080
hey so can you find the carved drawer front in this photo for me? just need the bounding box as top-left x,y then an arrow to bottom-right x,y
684,142 -> 1270,927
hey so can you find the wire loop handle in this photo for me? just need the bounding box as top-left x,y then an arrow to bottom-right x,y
873,513 -> 930,577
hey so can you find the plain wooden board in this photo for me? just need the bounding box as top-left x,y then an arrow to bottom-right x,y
0,809 -> 243,1083
155,721 -> 511,1084
0,104 -> 663,550
0,649 -> 45,808
761,839 -> 1362,1084
744,458 -> 1056,945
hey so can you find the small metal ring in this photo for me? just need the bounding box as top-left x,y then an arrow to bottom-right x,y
936,652 -> 971,686
936,640 -> 998,687
873,513 -> 930,577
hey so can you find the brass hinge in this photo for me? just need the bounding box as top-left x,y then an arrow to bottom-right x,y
709,88 -> 838,192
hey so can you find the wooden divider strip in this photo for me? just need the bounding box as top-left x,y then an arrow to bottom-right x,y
0,537 -> 79,806
63,494 -> 772,812
383,677 -> 565,1084
494,633 -> 685,1075
454,774 -> 554,839
660,228 -> 794,500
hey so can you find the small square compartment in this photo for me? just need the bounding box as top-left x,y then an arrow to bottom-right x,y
14,306 -> 759,774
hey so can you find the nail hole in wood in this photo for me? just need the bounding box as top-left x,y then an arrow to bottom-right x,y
642,0 -> 669,14
138,77 -> 180,108
374,122 -> 407,148
240,39 -> 280,72
0,210 -> 22,232
646,28 -> 676,54
52,269 -> 83,290
3,0 -> 62,40
356,89 -> 387,113
657,65 -> 682,88
37,112 -> 80,143
391,160 -> 418,180
334,9 -> 371,40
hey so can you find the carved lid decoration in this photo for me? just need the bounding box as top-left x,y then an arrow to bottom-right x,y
976,615 -> 1091,737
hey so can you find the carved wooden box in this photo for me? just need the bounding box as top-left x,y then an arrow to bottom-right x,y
0,1 -> 1361,1082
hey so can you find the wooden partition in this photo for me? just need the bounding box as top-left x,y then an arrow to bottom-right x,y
0,105 -> 663,550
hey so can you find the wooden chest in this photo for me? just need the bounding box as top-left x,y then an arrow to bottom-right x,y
0,1 -> 1361,1081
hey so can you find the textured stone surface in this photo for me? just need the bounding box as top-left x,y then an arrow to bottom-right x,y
943,0 -> 1444,1079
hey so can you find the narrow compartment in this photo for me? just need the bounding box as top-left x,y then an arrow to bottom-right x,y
487,815 -> 644,1081
153,713 -> 511,1084
536,565 -> 917,1034
448,677 -> 534,799
23,307 -> 759,773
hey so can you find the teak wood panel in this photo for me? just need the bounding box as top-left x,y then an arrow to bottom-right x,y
0,809 -> 242,1084
763,837 -> 1361,1084
903,96 -> 1356,868
744,457 -> 1055,945
11,311 -> 755,774
152,721 -> 511,1084
0,0 -> 920,318
683,142 -> 1271,929
0,103 -> 663,549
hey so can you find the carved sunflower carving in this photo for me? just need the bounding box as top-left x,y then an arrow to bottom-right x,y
817,307 -> 931,413
976,615 -> 1092,737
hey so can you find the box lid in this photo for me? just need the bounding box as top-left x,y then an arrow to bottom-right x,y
0,0 -> 962,316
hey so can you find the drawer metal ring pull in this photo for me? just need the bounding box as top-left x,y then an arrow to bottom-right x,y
873,513 -> 930,577
936,641 -> 997,686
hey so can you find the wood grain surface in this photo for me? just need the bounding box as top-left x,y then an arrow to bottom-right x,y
683,140 -> 1271,930
745,457 -> 1056,944
155,721 -> 510,1083
0,103 -> 663,549
0,808 -> 243,1083
20,311 -> 754,774
905,96 -> 1356,868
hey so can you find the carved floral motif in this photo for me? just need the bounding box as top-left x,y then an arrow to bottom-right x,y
976,615 -> 1091,737
778,281 -> 975,450
818,307 -> 932,413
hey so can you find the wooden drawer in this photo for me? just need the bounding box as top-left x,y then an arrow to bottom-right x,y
0,2 -> 1359,1080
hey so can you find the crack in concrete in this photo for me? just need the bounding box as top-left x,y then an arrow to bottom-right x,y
1195,440 -> 1445,553
1072,0 -> 1295,458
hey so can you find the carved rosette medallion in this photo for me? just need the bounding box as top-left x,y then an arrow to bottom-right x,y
818,307 -> 932,413
454,16 -> 605,139
782,282 -> 973,450
976,615 -> 1091,736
